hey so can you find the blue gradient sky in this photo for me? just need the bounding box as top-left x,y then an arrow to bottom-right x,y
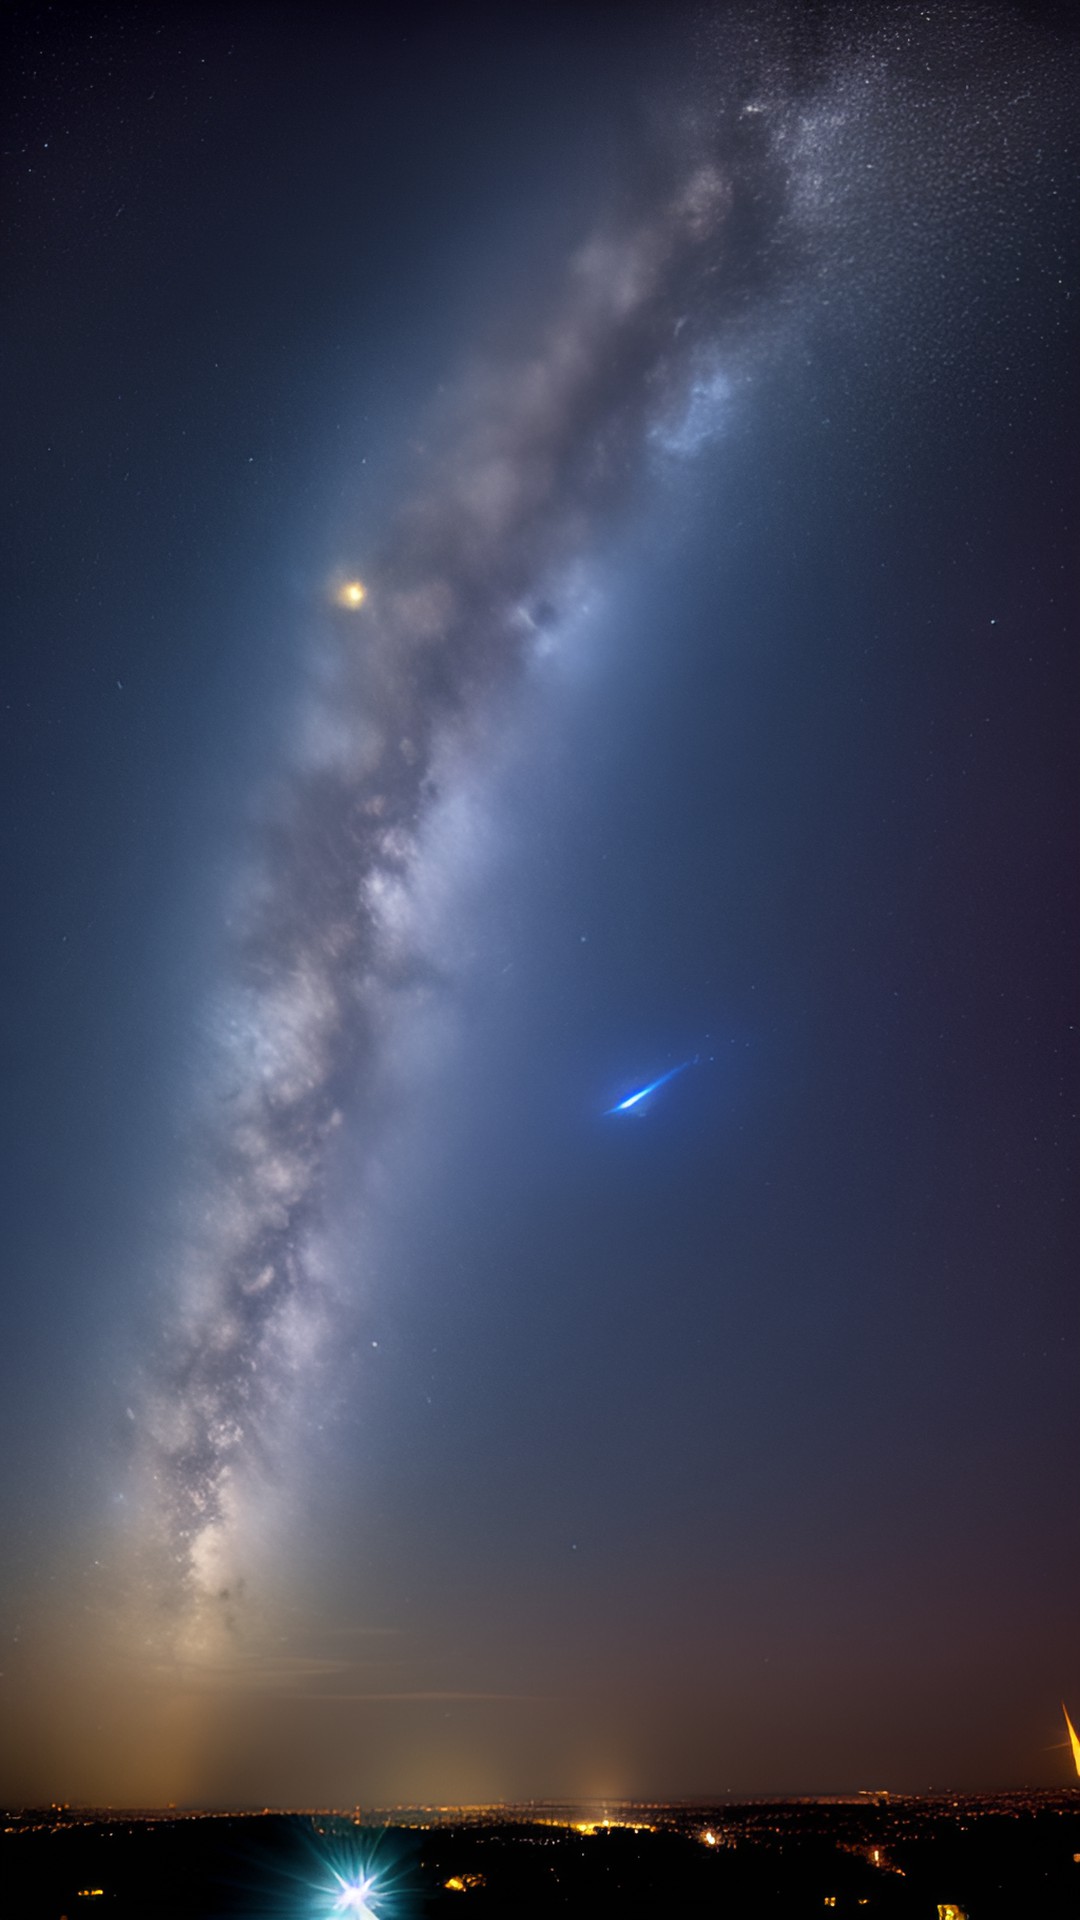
2,1 -> 1077,1806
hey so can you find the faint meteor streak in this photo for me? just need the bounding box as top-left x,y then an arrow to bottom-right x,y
607,1058 -> 696,1114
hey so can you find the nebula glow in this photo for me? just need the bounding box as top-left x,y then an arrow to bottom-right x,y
116,9 -> 1067,1680
119,122 -> 809,1667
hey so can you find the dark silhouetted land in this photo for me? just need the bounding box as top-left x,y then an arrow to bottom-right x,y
4,1792 -> 1080,1917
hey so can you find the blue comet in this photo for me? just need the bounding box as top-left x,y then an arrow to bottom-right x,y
607,1058 -> 696,1114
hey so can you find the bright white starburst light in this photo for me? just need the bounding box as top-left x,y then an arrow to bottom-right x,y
331,1873 -> 380,1918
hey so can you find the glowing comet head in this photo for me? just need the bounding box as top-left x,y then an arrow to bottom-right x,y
606,1056 -> 697,1115
337,579 -> 367,608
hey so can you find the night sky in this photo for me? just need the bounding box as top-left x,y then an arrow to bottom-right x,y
2,2 -> 1077,1810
